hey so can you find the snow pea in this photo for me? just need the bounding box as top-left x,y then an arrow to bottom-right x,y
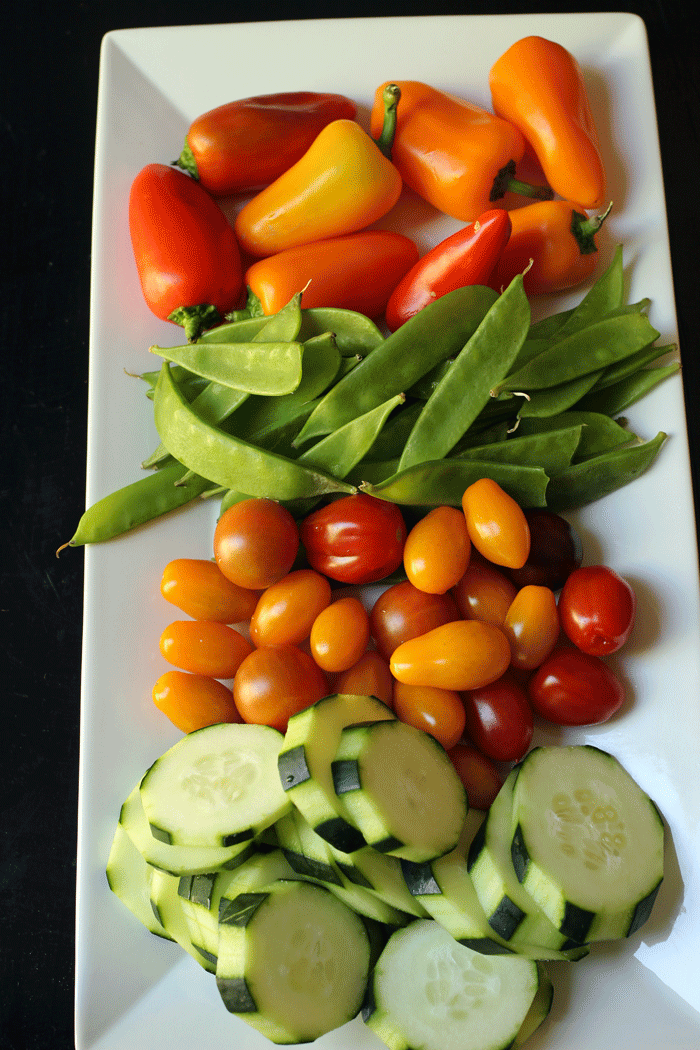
586,343 -> 676,393
298,394 -> 404,479
576,364 -> 680,417
361,458 -> 549,509
294,284 -> 498,445
149,340 -> 304,395
546,432 -> 667,511
517,370 -> 604,418
153,364 -> 355,500
552,244 -> 625,339
363,401 -> 424,461
398,275 -> 530,470
297,306 -> 384,356
452,425 -> 583,475
515,411 -> 635,461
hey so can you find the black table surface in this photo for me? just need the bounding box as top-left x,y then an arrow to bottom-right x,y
2,2 -> 699,1048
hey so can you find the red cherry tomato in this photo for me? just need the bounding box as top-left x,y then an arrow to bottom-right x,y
462,672 -> 533,762
233,644 -> 328,732
214,499 -> 300,591
528,646 -> 625,726
393,681 -> 466,750
300,494 -> 407,584
249,569 -> 331,647
446,743 -> 503,810
370,581 -> 460,661
558,565 -> 636,656
403,505 -> 471,594
128,163 -> 243,337
452,558 -> 518,627
506,508 -> 583,591
160,558 -> 260,623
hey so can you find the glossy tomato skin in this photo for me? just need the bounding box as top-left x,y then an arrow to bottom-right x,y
159,620 -> 253,679
233,644 -> 328,732
160,558 -> 260,623
462,478 -> 530,569
452,557 -> 518,627
506,509 -> 583,591
334,651 -> 395,708
462,672 -> 533,762
528,646 -> 625,725
502,584 -> 560,671
128,163 -> 243,323
370,581 -> 460,661
446,743 -> 503,810
300,494 -> 407,584
558,565 -> 636,655
152,670 -> 242,734
309,597 -> 370,673
249,569 -> 331,647
390,620 -> 511,692
403,505 -> 471,594
393,681 -> 466,750
214,499 -> 300,591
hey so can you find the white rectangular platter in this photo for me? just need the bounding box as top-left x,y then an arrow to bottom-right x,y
75,13 -> 700,1050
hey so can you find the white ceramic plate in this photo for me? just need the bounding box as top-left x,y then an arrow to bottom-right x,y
76,13 -> 700,1050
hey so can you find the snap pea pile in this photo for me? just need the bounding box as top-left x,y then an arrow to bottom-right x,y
60,246 -> 677,551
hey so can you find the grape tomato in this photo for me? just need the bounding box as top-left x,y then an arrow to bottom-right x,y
392,680 -> 466,750
249,569 -> 331,647
160,558 -> 260,623
506,508 -> 583,591
461,478 -> 530,569
334,650 -> 394,707
558,564 -> 636,655
299,493 -> 407,584
233,644 -> 328,732
403,505 -> 471,594
446,743 -> 503,810
452,558 -> 518,627
309,596 -> 370,672
214,498 -> 299,590
502,584 -> 560,671
370,581 -> 461,660
527,645 -> 625,725
390,619 -> 511,692
159,619 -> 253,678
462,672 -> 533,762
152,670 -> 242,734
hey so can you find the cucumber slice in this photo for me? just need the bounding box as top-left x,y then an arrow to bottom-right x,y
139,722 -> 291,848
119,783 -> 255,875
278,693 -> 395,852
467,771 -> 585,951
106,823 -> 171,940
216,879 -> 371,1043
509,745 -> 664,943
513,963 -> 554,1047
331,719 -> 467,862
150,868 -> 217,972
363,919 -> 540,1050
330,841 -> 430,919
403,811 -> 588,962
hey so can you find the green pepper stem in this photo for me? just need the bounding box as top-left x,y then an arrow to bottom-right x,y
167,303 -> 221,342
571,201 -> 614,255
491,160 -> 553,203
373,83 -> 401,160
173,139 -> 199,180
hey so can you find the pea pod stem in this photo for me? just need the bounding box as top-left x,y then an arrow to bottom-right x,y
546,432 -> 667,511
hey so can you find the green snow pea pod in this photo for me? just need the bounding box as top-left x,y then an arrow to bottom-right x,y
452,425 -> 583,475
298,306 -> 384,357
360,458 -> 549,509
56,461 -> 212,551
200,315 -> 273,342
576,364 -> 680,416
294,284 -> 498,445
586,343 -> 677,394
546,432 -> 667,511
407,359 -> 455,401
148,340 -> 304,395
516,371 -> 604,419
528,308 -> 574,341
363,402 -> 424,462
551,244 -> 625,339
298,394 -> 405,479
515,411 -> 635,461
398,275 -> 530,470
153,364 -> 355,500
346,458 -> 398,487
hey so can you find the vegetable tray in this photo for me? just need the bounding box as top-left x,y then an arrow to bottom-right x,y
75,13 -> 700,1050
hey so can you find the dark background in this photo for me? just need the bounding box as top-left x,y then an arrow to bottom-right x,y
2,2 -> 698,1048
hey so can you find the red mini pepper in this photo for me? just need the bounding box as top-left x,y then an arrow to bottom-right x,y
128,163 -> 243,340
384,209 -> 512,331
175,91 -> 357,196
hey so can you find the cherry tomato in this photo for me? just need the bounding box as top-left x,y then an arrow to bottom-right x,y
233,644 -> 328,732
249,569 -> 331,648
558,565 -> 636,655
446,743 -> 503,810
506,508 -> 583,591
502,584 -> 560,671
309,596 -> 370,673
528,646 -> 625,725
214,499 -> 299,590
160,558 -> 260,623
461,478 -> 530,568
159,620 -> 253,678
299,494 -> 407,584
334,651 -> 395,708
370,581 -> 460,661
462,672 -> 533,762
393,681 -> 466,750
390,620 -> 511,691
152,670 -> 242,734
403,505 -> 471,594
452,558 -> 518,626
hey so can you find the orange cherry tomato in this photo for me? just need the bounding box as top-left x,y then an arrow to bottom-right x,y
309,597 -> 370,673
403,506 -> 471,594
393,680 -> 466,750
446,743 -> 503,810
152,670 -> 242,734
160,558 -> 260,623
502,584 -> 560,670
370,581 -> 460,661
233,644 -> 328,732
461,478 -> 530,569
389,620 -> 511,691
159,620 -> 253,678
334,651 -> 395,708
452,558 -> 518,626
214,499 -> 299,590
249,570 -> 332,648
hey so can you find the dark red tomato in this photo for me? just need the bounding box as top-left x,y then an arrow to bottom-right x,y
299,494 -> 407,584
214,499 -> 299,591
558,565 -> 636,656
528,646 -> 625,726
128,163 -> 243,338
506,508 -> 583,591
446,743 -> 503,810
462,672 -> 534,763
370,581 -> 461,660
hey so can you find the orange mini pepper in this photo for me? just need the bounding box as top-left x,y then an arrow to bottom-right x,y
234,86 -> 403,258
245,230 -> 419,318
489,36 -> 607,211
369,80 -> 552,223
489,199 -> 612,296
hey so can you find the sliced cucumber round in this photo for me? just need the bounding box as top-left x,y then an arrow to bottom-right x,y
139,722 -> 291,848
106,823 -> 171,940
150,868 -> 217,972
278,693 -> 395,852
331,719 -> 467,863
363,918 -> 540,1050
514,963 -> 553,1046
509,745 -> 664,943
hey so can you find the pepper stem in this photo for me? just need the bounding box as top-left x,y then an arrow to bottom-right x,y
491,160 -> 553,203
571,201 -> 614,255
373,83 -> 401,160
173,139 -> 199,180
167,303 -> 221,342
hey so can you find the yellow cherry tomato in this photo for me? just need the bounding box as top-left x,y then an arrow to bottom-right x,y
152,670 -> 242,734
309,596 -> 370,673
403,505 -> 471,594
502,584 -> 560,670
159,619 -> 253,678
160,558 -> 260,622
393,680 -> 466,749
249,569 -> 332,648
461,478 -> 530,568
390,619 -> 511,691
